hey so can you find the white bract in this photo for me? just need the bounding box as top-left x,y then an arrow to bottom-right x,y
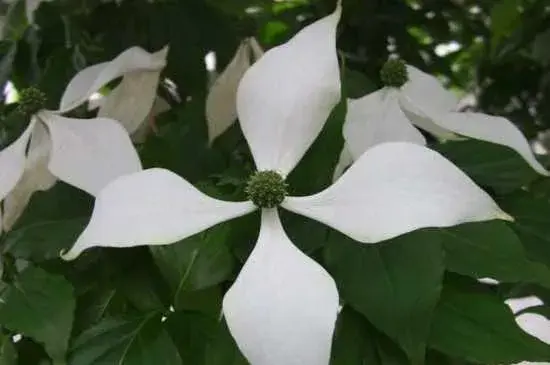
206,37 -> 263,143
0,47 -> 168,231
62,6 -> 511,365
89,93 -> 171,143
506,296 -> 550,365
0,107 -> 141,232
63,46 -> 169,139
339,63 -> 549,177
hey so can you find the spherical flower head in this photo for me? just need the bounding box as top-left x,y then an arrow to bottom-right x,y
17,87 -> 47,116
245,170 -> 288,208
380,59 -> 408,88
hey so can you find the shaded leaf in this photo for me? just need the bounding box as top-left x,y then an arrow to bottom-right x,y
490,0 -> 523,56
0,335 -> 16,365
330,307 -> 380,365
500,191 -> 550,267
69,314 -> 182,365
165,310 -> 218,364
0,42 -> 17,90
435,139 -> 538,194
0,266 -> 75,363
3,0 -> 28,41
441,221 -> 550,288
429,278 -> 550,364
2,218 -> 87,261
150,224 -> 234,308
203,319 -> 248,365
325,230 -> 444,364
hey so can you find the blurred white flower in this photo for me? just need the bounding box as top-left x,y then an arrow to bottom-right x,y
338,60 -> 548,178
62,46 -> 169,139
205,37 -> 263,143
0,45 -> 168,231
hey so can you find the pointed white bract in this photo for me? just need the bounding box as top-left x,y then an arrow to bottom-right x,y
2,123 -> 56,230
97,70 -> 162,135
415,111 -> 548,176
342,64 -> 548,175
60,168 -> 255,260
223,209 -> 339,365
58,46 -> 168,113
206,39 -> 258,144
283,142 -> 508,243
95,47 -> 168,136
343,88 -> 426,159
332,144 -> 354,181
0,120 -> 35,201
400,65 -> 459,133
237,7 -> 341,175
39,112 -> 142,196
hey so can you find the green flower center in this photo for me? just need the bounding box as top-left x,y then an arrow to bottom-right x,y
380,59 -> 408,88
245,170 -> 288,208
17,87 -> 47,116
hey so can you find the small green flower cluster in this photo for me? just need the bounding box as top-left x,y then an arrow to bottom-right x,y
380,59 -> 408,88
16,87 -> 47,116
245,170 -> 288,208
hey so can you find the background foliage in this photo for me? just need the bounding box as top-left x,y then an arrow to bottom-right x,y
0,0 -> 550,364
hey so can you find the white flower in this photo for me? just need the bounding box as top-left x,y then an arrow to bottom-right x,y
89,94 -> 171,143
0,49 -> 168,231
206,37 -> 263,143
506,296 -> 550,365
61,46 -> 169,138
61,6 -> 511,365
339,61 -> 549,177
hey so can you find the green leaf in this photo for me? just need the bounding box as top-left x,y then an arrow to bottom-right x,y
343,68 -> 377,99
331,308 -> 409,365
330,308 -> 380,365
205,0 -> 270,16
3,0 -> 28,41
435,139 -> 538,194
519,304 -> 550,319
69,314 -> 182,365
532,28 -> 550,65
2,218 -> 87,261
429,278 -> 550,364
73,287 -> 131,334
11,183 -> 92,228
0,335 -> 17,365
0,266 -> 75,363
441,221 -> 550,288
490,0 -> 523,56
38,48 -> 79,109
150,224 -> 234,308
165,311 -> 219,364
203,319 -> 248,365
325,230 -> 444,364
500,191 -> 550,267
